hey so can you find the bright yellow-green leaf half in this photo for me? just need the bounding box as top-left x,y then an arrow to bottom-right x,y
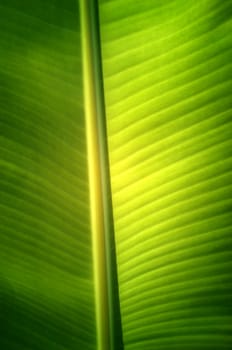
99,0 -> 232,349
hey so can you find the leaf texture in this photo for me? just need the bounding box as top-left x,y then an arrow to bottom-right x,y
99,0 -> 232,349
0,1 -> 96,349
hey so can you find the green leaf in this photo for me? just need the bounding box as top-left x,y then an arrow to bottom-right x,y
1,1 -> 232,350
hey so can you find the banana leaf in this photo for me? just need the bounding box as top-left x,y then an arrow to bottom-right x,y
1,0 -> 232,349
